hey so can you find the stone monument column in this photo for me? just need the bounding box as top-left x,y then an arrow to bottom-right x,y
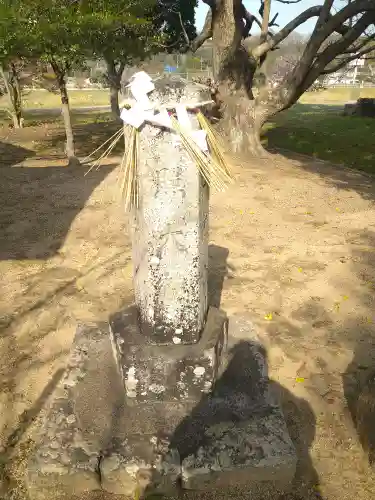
130,78 -> 210,345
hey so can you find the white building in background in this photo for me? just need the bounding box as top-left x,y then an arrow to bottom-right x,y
325,56 -> 367,85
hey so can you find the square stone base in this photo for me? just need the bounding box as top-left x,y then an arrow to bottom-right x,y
109,306 -> 228,403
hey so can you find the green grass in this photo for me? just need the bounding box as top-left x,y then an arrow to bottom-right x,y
0,89 -> 111,110
263,103 -> 375,174
300,86 -> 375,104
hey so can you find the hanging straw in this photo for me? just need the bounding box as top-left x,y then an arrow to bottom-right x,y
119,125 -> 139,211
84,106 -> 234,209
170,115 -> 233,192
196,112 -> 232,178
84,127 -> 124,176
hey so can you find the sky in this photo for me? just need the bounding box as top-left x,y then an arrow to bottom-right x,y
195,0 -> 323,35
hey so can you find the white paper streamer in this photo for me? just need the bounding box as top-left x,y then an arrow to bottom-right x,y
121,71 -> 209,152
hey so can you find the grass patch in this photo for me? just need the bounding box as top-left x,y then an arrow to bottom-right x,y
0,89 -> 111,110
300,86 -> 375,104
263,103 -> 375,174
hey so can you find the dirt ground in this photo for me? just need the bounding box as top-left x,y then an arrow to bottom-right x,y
0,124 -> 375,499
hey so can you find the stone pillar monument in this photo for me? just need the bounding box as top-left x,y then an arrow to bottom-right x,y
27,74 -> 297,500
130,77 -> 210,345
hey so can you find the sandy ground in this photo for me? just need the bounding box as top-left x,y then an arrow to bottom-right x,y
0,146 -> 375,499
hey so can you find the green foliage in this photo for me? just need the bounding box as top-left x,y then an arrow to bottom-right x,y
264,103 -> 375,174
156,0 -> 198,52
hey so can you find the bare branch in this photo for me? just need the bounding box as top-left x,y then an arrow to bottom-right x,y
241,6 -> 255,38
293,11 -> 375,95
322,44 -> 375,74
343,33 -> 375,53
260,0 -> 271,44
252,6 -> 322,58
270,13 -> 279,28
285,0 -> 375,90
314,11 -> 375,70
177,11 -> 190,45
190,9 -> 213,53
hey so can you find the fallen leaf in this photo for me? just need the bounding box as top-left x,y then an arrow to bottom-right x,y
264,313 -> 273,321
296,377 -> 305,383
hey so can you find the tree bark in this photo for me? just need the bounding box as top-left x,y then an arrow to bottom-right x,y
211,0 -> 270,155
51,60 -> 79,166
0,63 -> 23,128
209,0 -> 289,156
105,58 -> 124,118
109,84 -> 120,117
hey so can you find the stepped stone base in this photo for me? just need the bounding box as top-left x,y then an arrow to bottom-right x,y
27,309 -> 297,500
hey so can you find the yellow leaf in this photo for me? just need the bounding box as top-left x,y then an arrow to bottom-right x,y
342,295 -> 349,301
296,377 -> 305,383
297,267 -> 303,273
264,313 -> 273,321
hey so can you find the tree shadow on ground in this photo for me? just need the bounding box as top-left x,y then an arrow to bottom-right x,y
0,158 -> 115,260
48,120 -> 123,159
0,367 -> 65,499
0,141 -> 35,168
341,229 -> 375,467
166,339 -> 320,499
267,148 -> 375,204
259,226 -> 375,475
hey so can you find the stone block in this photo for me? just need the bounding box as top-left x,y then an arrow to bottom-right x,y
109,305 -> 227,404
181,406 -> 297,493
100,435 -> 180,498
172,316 -> 297,497
27,390 -> 101,500
27,323 -> 123,500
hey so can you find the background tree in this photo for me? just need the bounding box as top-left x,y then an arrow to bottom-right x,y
0,4 -> 29,128
85,0 -> 159,117
184,0 -> 375,155
86,1 -> 198,117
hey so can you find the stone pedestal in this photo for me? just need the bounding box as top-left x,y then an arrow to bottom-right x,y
109,306 -> 226,403
131,77 -> 211,345
27,313 -> 297,500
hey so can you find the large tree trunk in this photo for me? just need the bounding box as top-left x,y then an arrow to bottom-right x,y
0,63 -> 23,129
211,0 -> 279,156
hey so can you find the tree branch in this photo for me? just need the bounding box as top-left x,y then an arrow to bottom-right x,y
322,44 -> 375,74
293,11 -> 375,95
343,33 -> 375,53
284,0 -> 375,92
260,0 -> 271,44
252,6 -> 323,58
190,9 -> 213,52
202,0 -> 216,8
242,5 -> 256,38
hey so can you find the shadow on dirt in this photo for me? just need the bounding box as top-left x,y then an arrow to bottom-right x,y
0,153 -> 115,259
165,339 -> 321,499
